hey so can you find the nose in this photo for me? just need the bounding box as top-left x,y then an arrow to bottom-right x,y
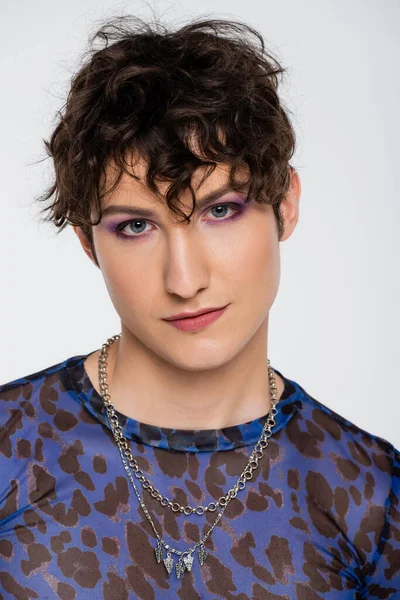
163,233 -> 210,299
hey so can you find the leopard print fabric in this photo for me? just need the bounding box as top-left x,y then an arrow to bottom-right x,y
0,352 -> 399,599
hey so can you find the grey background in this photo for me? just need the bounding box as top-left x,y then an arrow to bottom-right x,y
1,0 -> 399,447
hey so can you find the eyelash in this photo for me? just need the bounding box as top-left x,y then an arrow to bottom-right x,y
114,202 -> 244,239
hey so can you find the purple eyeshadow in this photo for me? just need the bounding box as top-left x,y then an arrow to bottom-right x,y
101,196 -> 250,238
102,219 -> 126,233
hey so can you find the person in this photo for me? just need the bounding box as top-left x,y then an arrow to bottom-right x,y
0,14 -> 399,600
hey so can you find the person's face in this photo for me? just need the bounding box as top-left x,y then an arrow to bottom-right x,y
73,156 -> 300,371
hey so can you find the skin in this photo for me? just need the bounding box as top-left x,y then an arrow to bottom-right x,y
73,156 -> 301,430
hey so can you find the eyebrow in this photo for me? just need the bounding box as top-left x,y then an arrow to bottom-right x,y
101,183 -> 248,219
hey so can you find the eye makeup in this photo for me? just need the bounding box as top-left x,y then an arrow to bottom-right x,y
101,195 -> 251,240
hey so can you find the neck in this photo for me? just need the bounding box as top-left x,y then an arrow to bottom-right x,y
87,321 -> 285,430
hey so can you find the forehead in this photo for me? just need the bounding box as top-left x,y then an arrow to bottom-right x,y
101,152 -> 250,213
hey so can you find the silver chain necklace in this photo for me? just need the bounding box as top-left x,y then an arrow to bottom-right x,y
98,334 -> 280,580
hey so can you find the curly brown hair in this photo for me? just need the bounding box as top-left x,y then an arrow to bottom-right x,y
36,14 -> 297,266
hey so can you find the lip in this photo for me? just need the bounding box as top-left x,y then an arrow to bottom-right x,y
163,306 -> 227,321
163,305 -> 228,332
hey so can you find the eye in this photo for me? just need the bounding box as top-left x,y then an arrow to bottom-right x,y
208,203 -> 239,220
115,219 -> 150,237
114,202 -> 244,239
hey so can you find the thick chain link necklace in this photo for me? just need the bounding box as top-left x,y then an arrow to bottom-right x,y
98,334 -> 279,580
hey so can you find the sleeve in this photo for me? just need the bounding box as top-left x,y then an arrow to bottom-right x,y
361,444 -> 400,598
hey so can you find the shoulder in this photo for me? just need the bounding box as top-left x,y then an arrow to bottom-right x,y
0,355 -> 79,392
301,388 -> 399,464
283,376 -> 400,518
0,355 -> 86,453
0,355 -> 85,400
0,355 -> 93,529
289,378 -> 399,470
287,375 -> 399,509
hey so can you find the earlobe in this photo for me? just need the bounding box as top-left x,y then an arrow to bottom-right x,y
279,168 -> 301,242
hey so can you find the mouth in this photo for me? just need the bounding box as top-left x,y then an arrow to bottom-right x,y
163,305 -> 229,332
164,305 -> 227,321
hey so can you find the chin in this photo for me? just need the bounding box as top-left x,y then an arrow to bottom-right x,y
159,342 -> 240,372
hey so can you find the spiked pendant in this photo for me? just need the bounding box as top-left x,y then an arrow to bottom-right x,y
183,553 -> 194,572
155,540 -> 163,564
176,559 -> 185,579
198,544 -> 208,566
163,553 -> 174,574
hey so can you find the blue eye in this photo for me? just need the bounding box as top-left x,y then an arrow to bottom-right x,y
116,219 -> 148,236
114,202 -> 244,239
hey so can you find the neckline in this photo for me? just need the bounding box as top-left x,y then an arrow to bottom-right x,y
62,353 -> 303,452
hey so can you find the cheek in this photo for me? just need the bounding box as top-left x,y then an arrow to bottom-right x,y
243,243 -> 280,297
223,218 -> 279,283
241,241 -> 280,314
95,245 -> 155,312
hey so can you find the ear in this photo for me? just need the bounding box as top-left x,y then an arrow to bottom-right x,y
72,226 -> 99,267
279,167 -> 301,242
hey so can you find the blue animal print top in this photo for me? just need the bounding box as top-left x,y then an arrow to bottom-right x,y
0,352 -> 399,599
